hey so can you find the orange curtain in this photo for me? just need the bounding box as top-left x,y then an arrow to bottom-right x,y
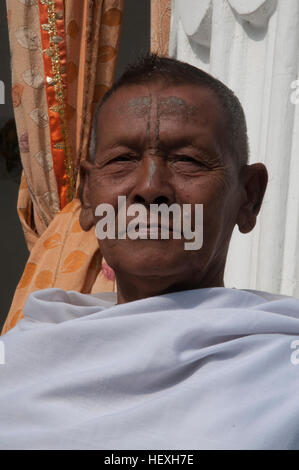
1,0 -> 123,335
1,198 -> 116,334
7,0 -> 123,249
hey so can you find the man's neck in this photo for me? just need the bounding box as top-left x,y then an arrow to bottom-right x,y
115,268 -> 225,304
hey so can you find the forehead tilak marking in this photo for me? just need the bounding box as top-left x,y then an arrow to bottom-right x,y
157,96 -> 199,121
117,96 -> 152,118
147,96 -> 201,186
154,96 -> 200,150
115,95 -> 205,186
147,93 -> 158,185
149,95 -> 211,186
146,94 -> 152,144
116,94 -> 158,186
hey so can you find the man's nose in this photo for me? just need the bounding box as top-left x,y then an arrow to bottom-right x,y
130,156 -> 175,206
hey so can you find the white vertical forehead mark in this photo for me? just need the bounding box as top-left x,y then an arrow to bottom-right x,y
149,159 -> 157,186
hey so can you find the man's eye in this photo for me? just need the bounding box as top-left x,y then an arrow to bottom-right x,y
174,156 -> 207,167
111,155 -> 135,163
178,156 -> 197,163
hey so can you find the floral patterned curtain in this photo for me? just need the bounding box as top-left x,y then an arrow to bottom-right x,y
151,0 -> 172,56
1,0 -> 123,334
8,0 -> 123,248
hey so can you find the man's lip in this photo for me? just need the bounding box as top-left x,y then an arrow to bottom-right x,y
118,223 -> 182,237
142,223 -> 173,230
129,223 -> 174,231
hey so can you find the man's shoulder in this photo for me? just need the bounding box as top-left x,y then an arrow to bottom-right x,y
2,288 -> 117,337
239,288 -> 296,302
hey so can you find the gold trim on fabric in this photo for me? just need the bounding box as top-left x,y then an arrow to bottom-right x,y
40,0 -> 75,203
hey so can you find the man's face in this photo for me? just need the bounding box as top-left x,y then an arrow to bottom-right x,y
83,82 -> 246,288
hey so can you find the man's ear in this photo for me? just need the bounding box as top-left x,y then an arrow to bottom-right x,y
236,163 -> 268,234
79,160 -> 95,231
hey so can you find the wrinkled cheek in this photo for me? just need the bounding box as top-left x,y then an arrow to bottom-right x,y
90,172 -> 135,207
89,176 -> 115,210
197,192 -> 228,246
204,201 -> 237,255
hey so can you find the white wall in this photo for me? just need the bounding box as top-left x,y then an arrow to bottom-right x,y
169,0 -> 299,296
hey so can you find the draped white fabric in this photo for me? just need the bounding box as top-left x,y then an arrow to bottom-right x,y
1,287 -> 299,449
169,0 -> 299,296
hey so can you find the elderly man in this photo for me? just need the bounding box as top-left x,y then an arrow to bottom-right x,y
1,54 -> 299,450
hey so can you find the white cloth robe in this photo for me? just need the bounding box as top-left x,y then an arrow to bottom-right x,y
1,286 -> 299,449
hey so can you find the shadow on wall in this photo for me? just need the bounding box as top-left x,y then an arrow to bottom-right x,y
0,126 -> 29,331
0,119 -> 22,184
115,0 -> 150,80
0,0 -> 29,330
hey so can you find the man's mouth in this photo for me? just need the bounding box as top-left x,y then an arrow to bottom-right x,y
119,222 -> 182,238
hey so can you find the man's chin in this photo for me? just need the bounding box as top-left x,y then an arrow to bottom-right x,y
101,239 -> 189,278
